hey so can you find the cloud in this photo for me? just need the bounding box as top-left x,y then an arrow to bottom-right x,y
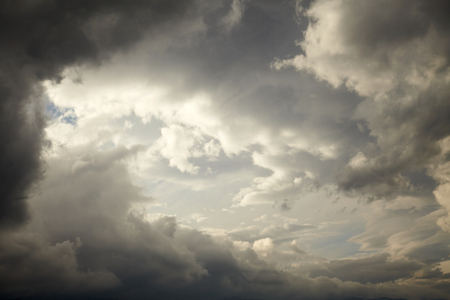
156,125 -> 203,174
3,1 -> 450,299
41,0 -> 366,208
0,142 -> 208,299
0,232 -> 121,297
309,253 -> 423,284
275,0 -> 450,199
233,151 -> 331,207
348,199 -> 450,265
221,0 -> 247,32
0,0 -> 198,227
0,118 -> 447,300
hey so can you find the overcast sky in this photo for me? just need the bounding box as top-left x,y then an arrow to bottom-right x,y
1,1 -> 450,299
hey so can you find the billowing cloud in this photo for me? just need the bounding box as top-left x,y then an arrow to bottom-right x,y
0,0 -> 198,227
275,0 -> 450,199
3,141 -> 446,300
2,1 -> 450,299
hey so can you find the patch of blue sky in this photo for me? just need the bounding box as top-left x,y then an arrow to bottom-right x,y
46,101 -> 77,126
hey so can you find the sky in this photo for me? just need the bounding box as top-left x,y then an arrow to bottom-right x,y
1,1 -> 450,299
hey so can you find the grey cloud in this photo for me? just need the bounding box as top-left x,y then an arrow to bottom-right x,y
349,204 -> 450,266
273,198 -> 295,211
336,1 -> 448,55
337,84 -> 450,198
0,231 -> 121,298
0,0 -> 197,227
2,144 -> 444,300
278,0 -> 450,198
138,0 -> 363,140
0,67 -> 46,228
81,0 -> 370,201
4,1 -> 450,299
309,253 -> 423,284
337,0 -> 450,196
228,226 -> 262,243
0,145 -> 207,299
336,160 -> 411,199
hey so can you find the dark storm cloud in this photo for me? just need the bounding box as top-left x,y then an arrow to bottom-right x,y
0,0 -> 196,227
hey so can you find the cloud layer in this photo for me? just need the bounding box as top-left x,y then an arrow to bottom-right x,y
1,1 -> 450,299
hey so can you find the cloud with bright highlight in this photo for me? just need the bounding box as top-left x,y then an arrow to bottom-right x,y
1,1 -> 450,300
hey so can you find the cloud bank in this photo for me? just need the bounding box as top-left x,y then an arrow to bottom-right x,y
1,1 -> 450,300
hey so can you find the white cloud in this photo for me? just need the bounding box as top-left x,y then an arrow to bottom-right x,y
253,237 -> 275,255
154,125 -> 201,174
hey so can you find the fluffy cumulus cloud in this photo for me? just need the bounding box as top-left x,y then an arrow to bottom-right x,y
2,0 -> 450,299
